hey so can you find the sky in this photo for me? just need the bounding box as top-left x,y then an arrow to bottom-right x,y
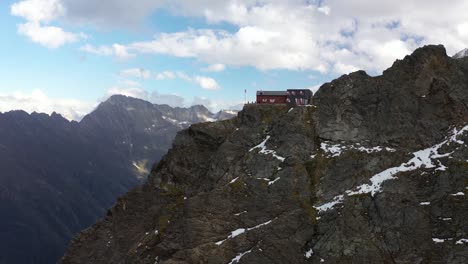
0,0 -> 467,120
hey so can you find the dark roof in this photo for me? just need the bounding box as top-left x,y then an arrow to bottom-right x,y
256,91 -> 288,96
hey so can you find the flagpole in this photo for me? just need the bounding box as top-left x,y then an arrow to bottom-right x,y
244,89 -> 247,104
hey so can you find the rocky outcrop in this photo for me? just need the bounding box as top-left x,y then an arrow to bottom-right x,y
314,45 -> 468,149
62,45 -> 468,264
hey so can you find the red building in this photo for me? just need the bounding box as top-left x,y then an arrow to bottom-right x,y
286,89 -> 313,106
256,89 -> 313,106
256,91 -> 288,104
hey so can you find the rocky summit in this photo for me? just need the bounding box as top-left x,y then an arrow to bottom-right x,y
62,45 -> 468,264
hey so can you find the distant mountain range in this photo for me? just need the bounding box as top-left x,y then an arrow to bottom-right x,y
0,95 -> 237,264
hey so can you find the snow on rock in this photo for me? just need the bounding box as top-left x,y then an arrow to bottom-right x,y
268,177 -> 281,185
315,125 -> 468,212
215,219 -> 274,245
260,177 -> 281,186
456,238 -> 468,244
320,142 -> 396,157
234,211 -> 247,216
162,116 -> 192,126
450,192 -> 465,196
229,177 -> 239,184
228,249 -> 252,264
432,238 -> 446,243
320,143 -> 344,157
305,248 -> 314,259
314,195 -> 344,213
249,136 -> 285,162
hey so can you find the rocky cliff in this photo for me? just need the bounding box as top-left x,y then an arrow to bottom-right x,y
62,45 -> 468,264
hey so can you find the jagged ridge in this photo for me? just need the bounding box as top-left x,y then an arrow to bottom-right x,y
62,45 -> 468,264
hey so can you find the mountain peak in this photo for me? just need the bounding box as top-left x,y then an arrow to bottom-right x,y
63,45 -> 468,263
105,94 -> 152,106
453,48 -> 468,59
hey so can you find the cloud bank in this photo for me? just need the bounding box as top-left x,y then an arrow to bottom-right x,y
119,68 -> 221,90
0,89 -> 96,121
10,0 -> 468,73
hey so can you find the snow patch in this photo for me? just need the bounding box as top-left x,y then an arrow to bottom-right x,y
320,142 -> 396,157
234,211 -> 247,216
450,192 -> 465,196
261,177 -> 281,186
215,219 -> 273,245
456,238 -> 468,244
305,248 -> 314,259
230,177 -> 239,184
249,136 -> 285,162
228,249 -> 252,264
314,195 -> 344,213
315,125 -> 468,212
162,116 -> 191,126
420,202 -> 431,205
432,238 -> 446,243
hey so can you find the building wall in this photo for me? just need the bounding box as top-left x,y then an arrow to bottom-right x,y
257,95 -> 288,104
287,89 -> 313,106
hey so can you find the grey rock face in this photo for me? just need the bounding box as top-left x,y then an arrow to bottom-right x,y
314,45 -> 468,149
62,45 -> 468,264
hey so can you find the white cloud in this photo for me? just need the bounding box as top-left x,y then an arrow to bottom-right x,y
11,0 -> 64,23
155,71 -> 176,80
193,76 -> 220,90
61,0 -> 168,28
11,0 -> 85,48
11,0 -> 468,73
202,63 -> 226,72
117,67 -> 220,90
119,68 -> 151,79
333,63 -> 360,75
106,87 -> 148,100
176,71 -> 192,81
112,44 -> 135,59
149,91 -> 186,107
119,79 -> 141,87
191,96 -> 243,112
80,44 -> 135,59
317,6 -> 331,16
18,22 -> 85,48
0,89 -> 95,121
71,0 -> 468,74
80,44 -> 113,56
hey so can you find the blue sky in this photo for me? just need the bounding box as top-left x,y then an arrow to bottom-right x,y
0,0 -> 467,120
